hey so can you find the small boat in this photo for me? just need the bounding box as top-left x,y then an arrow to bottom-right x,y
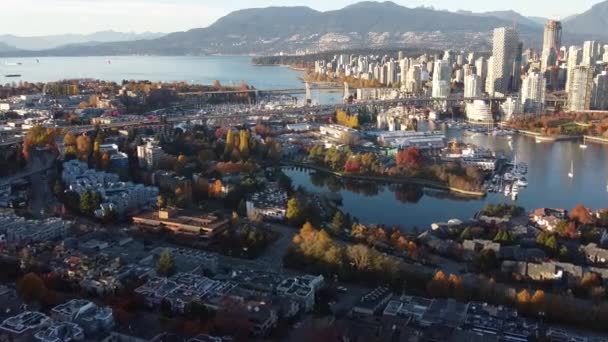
580,137 -> 588,149
568,160 -> 574,179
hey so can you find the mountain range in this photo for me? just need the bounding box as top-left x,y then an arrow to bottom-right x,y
1,1 -> 607,57
0,31 -> 165,51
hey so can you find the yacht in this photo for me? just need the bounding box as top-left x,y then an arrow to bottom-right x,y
515,178 -> 528,187
580,137 -> 588,149
504,184 -> 511,196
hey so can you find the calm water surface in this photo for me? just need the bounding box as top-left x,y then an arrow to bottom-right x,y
285,129 -> 608,229
1,56 -> 304,89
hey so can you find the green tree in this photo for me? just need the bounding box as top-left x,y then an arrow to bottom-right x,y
330,211 -> 345,236
156,249 -> 175,276
79,191 -> 93,215
545,235 -> 558,251
460,227 -> 472,240
286,197 -> 303,226
156,195 -> 166,209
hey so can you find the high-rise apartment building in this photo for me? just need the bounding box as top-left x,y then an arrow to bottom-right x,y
399,58 -> 409,85
520,72 -> 546,114
592,72 -> 608,110
405,65 -> 421,94
464,74 -> 482,98
566,46 -> 582,93
582,41 -> 601,67
475,57 -> 487,93
568,65 -> 594,111
488,27 -> 520,96
432,60 -> 452,98
541,20 -> 562,72
386,60 -> 397,86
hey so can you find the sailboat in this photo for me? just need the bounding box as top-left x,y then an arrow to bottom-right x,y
568,160 -> 574,178
580,136 -> 588,149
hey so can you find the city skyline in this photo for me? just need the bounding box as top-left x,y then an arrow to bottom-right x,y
0,0 -> 604,37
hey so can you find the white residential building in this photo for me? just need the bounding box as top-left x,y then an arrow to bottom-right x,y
582,40 -> 601,67
521,72 -> 546,114
568,65 -> 594,112
432,60 -> 452,98
62,160 -> 159,217
464,74 -> 482,98
136,139 -> 167,169
466,100 -> 493,122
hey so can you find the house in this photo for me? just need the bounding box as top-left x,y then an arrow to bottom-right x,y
531,208 -> 567,231
51,300 -> 114,334
581,243 -> 608,265
462,239 -> 501,254
0,312 -> 51,341
353,287 -> 393,316
34,321 -> 84,342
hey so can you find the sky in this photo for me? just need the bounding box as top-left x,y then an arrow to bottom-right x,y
0,0 -> 603,36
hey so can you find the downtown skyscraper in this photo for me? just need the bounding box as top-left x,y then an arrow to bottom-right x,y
488,27 -> 520,97
541,20 -> 562,72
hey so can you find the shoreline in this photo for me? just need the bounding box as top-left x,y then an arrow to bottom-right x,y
584,135 -> 608,144
283,162 -> 486,198
517,130 -> 582,142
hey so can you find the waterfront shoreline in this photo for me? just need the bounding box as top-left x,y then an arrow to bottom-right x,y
283,162 -> 487,198
517,129 -> 581,142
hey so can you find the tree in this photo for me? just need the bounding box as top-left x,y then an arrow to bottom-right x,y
545,235 -> 558,251
238,130 -> 250,158
460,227 -> 472,240
346,244 -> 372,271
156,195 -> 166,209
76,135 -> 92,161
476,249 -> 499,272
344,158 -> 360,173
79,191 -> 94,215
427,271 -> 449,298
63,132 -> 76,148
208,179 -> 224,198
174,154 -> 187,174
100,152 -> 110,170
330,211 -> 346,236
396,147 -> 423,169
286,197 -> 303,226
570,204 -> 593,225
17,273 -> 47,304
156,249 -> 175,276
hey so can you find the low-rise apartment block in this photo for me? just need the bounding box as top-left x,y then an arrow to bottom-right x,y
133,209 -> 229,239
